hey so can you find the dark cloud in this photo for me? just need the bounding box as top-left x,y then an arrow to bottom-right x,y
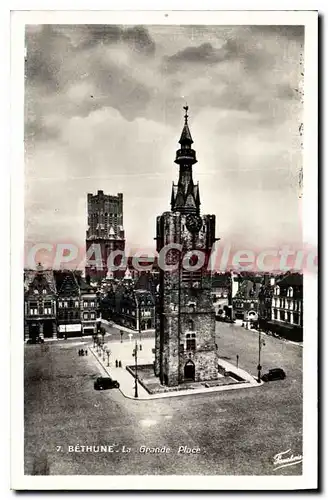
164,42 -> 225,70
163,39 -> 243,73
251,25 -> 304,40
72,24 -> 156,54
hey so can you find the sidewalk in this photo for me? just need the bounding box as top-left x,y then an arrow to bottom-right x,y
89,338 -> 262,400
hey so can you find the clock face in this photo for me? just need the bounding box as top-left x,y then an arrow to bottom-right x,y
186,214 -> 202,233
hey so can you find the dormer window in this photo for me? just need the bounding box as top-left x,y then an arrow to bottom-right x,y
287,287 -> 294,298
42,289 -> 47,295
275,286 -> 280,296
34,289 -> 39,295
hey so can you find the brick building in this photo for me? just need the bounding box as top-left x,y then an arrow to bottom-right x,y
232,279 -> 262,322
55,271 -> 82,337
85,190 -> 125,281
24,264 -> 57,341
24,266 -> 98,340
99,271 -> 155,331
155,107 -> 218,386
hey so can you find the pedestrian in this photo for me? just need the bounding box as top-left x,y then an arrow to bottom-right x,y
78,349 -> 81,356
85,349 -> 88,356
119,360 -> 122,368
115,360 -> 118,368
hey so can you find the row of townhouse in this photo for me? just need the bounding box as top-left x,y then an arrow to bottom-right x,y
24,265 -> 98,342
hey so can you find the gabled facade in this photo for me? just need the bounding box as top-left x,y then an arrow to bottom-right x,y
232,279 -> 262,322
24,264 -> 57,341
55,271 -> 81,337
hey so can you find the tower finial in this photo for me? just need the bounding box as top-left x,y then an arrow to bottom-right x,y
183,104 -> 189,124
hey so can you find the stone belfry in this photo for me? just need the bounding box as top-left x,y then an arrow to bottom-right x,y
155,106 -> 218,386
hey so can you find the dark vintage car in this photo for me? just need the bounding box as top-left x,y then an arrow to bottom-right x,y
94,377 -> 120,391
261,368 -> 286,382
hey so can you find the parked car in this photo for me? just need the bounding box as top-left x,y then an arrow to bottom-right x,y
94,377 -> 120,390
261,368 -> 286,382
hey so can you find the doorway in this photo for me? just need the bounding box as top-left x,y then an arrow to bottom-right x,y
184,360 -> 195,381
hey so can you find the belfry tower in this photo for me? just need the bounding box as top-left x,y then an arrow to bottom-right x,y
155,106 -> 218,386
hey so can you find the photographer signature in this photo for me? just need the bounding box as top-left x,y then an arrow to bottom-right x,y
273,449 -> 303,471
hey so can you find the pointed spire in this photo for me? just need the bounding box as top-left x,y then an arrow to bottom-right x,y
179,104 -> 193,145
124,267 -> 132,280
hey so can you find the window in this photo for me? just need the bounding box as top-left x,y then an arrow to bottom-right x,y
288,287 -> 294,298
42,289 -> 47,295
250,303 -> 254,308
64,301 -> 68,308
83,312 -> 89,320
58,302 -> 62,308
90,302 -> 95,308
90,313 -> 95,320
287,312 -> 291,323
188,303 -> 196,313
34,289 -> 39,295
280,311 -> 285,321
75,301 -> 79,308
273,309 -> 278,319
83,302 -> 88,308
275,286 -> 280,296
294,313 -> 300,325
188,319 -> 194,331
29,302 -> 38,315
186,333 -> 196,351
44,301 -> 52,315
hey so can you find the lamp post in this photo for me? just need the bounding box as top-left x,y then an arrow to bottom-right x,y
138,301 -> 142,342
133,339 -> 138,398
257,326 -> 265,383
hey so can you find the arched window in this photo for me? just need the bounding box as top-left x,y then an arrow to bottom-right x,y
34,289 -> 39,295
42,289 -> 47,295
288,287 -> 294,298
188,319 -> 194,331
275,286 -> 280,296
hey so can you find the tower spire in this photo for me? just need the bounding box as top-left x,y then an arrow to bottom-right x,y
183,104 -> 189,124
171,106 -> 200,214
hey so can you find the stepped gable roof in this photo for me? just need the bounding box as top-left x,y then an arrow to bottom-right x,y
24,268 -> 56,295
57,271 -> 80,296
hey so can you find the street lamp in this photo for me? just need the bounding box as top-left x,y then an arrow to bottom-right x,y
257,326 -> 265,383
106,347 -> 111,367
132,339 -> 138,398
138,300 -> 142,342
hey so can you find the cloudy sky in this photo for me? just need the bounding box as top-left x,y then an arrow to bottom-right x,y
25,24 -> 304,255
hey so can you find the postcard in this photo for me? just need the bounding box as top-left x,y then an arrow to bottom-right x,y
10,8 -> 318,490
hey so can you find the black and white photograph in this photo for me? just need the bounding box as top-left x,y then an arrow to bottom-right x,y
10,8 -> 318,490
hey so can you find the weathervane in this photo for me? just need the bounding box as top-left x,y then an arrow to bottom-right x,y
183,104 -> 189,124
